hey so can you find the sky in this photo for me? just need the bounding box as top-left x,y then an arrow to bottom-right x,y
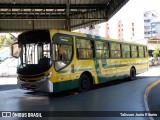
99,0 -> 160,42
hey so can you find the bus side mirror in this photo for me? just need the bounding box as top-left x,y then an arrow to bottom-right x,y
11,42 -> 19,58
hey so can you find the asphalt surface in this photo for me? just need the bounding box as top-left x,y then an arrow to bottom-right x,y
148,82 -> 160,120
0,67 -> 160,120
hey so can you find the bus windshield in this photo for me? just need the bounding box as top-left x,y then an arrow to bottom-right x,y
18,42 -> 51,68
17,30 -> 51,74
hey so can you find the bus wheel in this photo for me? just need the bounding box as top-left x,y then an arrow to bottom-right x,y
78,74 -> 91,92
130,67 -> 136,80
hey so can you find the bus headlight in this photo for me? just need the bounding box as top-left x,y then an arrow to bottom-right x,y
38,72 -> 52,83
44,72 -> 52,79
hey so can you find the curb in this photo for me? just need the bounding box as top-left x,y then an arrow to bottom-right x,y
144,79 -> 160,120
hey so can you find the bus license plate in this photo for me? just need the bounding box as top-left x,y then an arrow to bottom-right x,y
25,83 -> 30,88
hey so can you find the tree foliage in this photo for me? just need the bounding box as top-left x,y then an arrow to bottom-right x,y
152,47 -> 160,60
0,35 -> 14,50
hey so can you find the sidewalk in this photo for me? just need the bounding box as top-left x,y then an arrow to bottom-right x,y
0,77 -> 17,85
0,58 -> 17,77
137,67 -> 160,77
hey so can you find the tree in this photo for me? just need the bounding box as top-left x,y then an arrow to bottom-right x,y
0,36 -> 5,50
0,35 -> 14,50
152,47 -> 160,60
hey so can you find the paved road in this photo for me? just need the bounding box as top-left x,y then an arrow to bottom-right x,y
0,67 -> 160,120
148,82 -> 160,120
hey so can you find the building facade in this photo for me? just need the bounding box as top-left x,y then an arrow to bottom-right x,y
144,11 -> 158,39
105,23 -> 110,38
118,20 -> 123,40
151,22 -> 160,38
73,20 -> 135,41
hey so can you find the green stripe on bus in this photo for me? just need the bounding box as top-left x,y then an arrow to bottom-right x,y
102,59 -> 107,69
53,79 -> 79,92
86,34 -> 92,38
58,68 -> 93,73
104,62 -> 148,69
95,36 -> 100,39
57,62 -> 148,74
53,66 -> 146,92
94,59 -> 102,83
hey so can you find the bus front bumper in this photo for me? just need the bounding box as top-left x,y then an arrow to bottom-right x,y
17,77 -> 53,92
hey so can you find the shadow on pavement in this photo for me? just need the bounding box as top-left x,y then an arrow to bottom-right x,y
24,78 -> 134,98
24,75 -> 160,100
0,84 -> 18,91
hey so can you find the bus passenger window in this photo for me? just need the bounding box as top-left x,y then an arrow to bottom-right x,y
76,38 -> 93,59
53,35 -> 73,71
122,44 -> 130,58
138,46 -> 144,58
144,47 -> 148,57
131,45 -> 138,58
95,41 -> 109,58
58,44 -> 63,60
111,43 -> 121,58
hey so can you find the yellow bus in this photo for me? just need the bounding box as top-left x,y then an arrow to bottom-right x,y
11,29 -> 149,92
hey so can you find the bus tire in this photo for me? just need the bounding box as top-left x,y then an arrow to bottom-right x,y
78,74 -> 91,92
130,67 -> 136,80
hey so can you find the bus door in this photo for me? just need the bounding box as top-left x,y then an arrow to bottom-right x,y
53,34 -> 74,91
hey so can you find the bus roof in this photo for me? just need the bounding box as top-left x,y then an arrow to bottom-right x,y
51,29 -> 147,46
